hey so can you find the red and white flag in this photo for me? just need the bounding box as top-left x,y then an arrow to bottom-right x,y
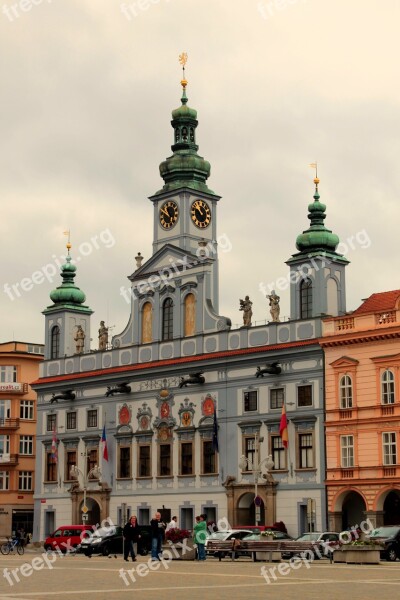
51,424 -> 58,463
101,425 -> 109,462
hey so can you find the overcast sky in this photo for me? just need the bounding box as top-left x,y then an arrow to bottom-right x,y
1,0 -> 399,345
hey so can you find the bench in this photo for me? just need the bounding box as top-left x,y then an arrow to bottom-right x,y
207,540 -> 324,562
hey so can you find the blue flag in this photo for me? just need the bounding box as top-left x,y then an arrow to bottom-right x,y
212,406 -> 219,453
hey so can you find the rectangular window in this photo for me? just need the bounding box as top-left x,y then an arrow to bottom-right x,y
0,400 -> 11,423
118,447 -> 131,478
0,366 -> 17,383
47,414 -> 56,432
20,400 -> 34,420
244,391 -> 258,412
297,385 -> 312,407
45,452 -> 57,482
138,445 -> 151,477
271,435 -> 286,470
202,440 -> 216,474
0,435 -> 10,456
270,388 -> 284,410
340,435 -> 354,468
87,410 -> 97,428
18,471 -> 33,491
19,435 -> 33,455
65,450 -> 77,481
383,432 -> 397,466
243,436 -> 256,471
159,444 -> 171,476
66,412 -> 77,430
298,433 -> 314,468
180,441 -> 193,475
0,471 -> 10,490
87,448 -> 98,478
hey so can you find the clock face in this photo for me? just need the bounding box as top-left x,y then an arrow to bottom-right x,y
159,201 -> 179,229
191,199 -> 211,229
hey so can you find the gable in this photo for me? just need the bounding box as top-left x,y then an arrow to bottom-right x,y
329,356 -> 359,369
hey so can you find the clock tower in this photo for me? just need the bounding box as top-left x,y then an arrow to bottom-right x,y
114,57 -> 230,348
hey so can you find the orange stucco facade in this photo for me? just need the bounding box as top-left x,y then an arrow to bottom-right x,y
322,291 -> 400,532
0,341 -> 43,537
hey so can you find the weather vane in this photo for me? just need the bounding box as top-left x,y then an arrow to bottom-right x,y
63,229 -> 72,254
309,162 -> 319,188
179,52 -> 188,85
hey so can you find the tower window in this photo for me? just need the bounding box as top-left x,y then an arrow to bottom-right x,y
182,127 -> 188,142
175,128 -> 180,143
162,298 -> 174,341
190,128 -> 195,142
50,326 -> 60,359
300,278 -> 313,319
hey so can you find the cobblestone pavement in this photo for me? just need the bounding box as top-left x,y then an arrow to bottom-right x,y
0,551 -> 399,600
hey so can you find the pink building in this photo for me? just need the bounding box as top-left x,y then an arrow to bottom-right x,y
322,290 -> 400,531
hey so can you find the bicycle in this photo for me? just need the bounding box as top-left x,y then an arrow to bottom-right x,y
0,537 -> 24,555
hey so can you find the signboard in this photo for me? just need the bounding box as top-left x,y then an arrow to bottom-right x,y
255,507 -> 261,522
40,499 -> 47,504
254,495 -> 262,507
82,505 -> 88,514
82,514 -> 88,522
0,383 -> 27,394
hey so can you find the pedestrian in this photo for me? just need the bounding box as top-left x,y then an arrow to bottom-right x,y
194,514 -> 207,561
123,515 -> 140,562
150,512 -> 166,561
166,516 -> 178,532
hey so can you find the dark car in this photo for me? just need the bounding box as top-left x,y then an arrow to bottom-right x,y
367,525 -> 400,561
79,525 -> 152,557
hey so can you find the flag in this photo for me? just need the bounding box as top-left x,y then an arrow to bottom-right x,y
212,404 -> 219,453
51,424 -> 58,463
279,404 -> 288,448
101,425 -> 109,462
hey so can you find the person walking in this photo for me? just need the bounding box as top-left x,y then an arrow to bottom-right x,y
194,514 -> 207,561
150,512 -> 166,561
123,515 -> 140,562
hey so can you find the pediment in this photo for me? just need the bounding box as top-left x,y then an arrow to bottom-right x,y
129,244 -> 200,282
329,356 -> 359,369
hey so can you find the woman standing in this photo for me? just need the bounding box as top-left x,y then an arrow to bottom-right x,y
123,515 -> 140,562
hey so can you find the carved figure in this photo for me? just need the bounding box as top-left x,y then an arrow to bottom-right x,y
267,291 -> 280,323
239,296 -> 253,327
98,321 -> 109,351
105,383 -> 131,398
255,363 -> 282,378
222,475 -> 236,487
50,390 -> 76,404
74,325 -> 85,354
179,372 -> 205,388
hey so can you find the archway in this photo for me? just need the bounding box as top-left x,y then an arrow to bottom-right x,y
383,491 -> 400,525
236,492 -> 265,526
341,491 -> 366,530
79,497 -> 100,526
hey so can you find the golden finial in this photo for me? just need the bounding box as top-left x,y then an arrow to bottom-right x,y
309,162 -> 319,187
63,230 -> 72,254
179,52 -> 188,89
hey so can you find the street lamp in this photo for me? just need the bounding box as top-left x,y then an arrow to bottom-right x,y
70,449 -> 102,523
239,432 -> 274,526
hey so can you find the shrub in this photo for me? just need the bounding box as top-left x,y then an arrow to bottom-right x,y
165,528 -> 191,543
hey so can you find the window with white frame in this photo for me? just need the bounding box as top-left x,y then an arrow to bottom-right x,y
0,471 -> 9,490
271,434 -> 286,470
270,388 -> 284,410
66,412 -> 77,430
18,471 -> 33,491
244,390 -> 258,412
340,435 -> 354,468
0,400 -> 11,423
19,435 -> 33,455
0,435 -> 10,456
47,414 -> 56,431
383,432 -> 397,466
381,370 -> 395,404
0,366 -> 17,383
87,409 -> 98,428
298,433 -> 314,468
340,375 -> 353,408
243,436 -> 256,470
20,400 -> 34,420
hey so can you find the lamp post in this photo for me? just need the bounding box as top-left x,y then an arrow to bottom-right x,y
239,432 -> 274,526
70,449 -> 102,523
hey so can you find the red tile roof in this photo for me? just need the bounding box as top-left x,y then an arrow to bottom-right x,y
353,290 -> 400,315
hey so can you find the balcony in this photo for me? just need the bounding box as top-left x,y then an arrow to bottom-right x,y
341,469 -> 354,478
0,453 -> 19,465
383,467 -> 397,477
376,311 -> 397,325
381,405 -> 395,417
335,318 -> 354,332
0,418 -> 20,430
339,409 -> 353,420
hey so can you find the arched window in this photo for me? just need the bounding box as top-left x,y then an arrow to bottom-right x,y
141,302 -> 153,344
381,369 -> 395,404
300,278 -> 313,319
50,326 -> 60,359
184,293 -> 196,337
162,298 -> 174,341
340,375 -> 353,409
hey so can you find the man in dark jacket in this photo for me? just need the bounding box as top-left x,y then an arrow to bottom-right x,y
123,516 -> 140,561
150,512 -> 166,560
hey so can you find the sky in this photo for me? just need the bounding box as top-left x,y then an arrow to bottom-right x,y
1,0 -> 399,345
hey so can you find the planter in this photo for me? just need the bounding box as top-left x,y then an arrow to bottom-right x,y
163,541 -> 196,561
255,551 -> 282,562
332,550 -> 346,563
338,546 -> 381,565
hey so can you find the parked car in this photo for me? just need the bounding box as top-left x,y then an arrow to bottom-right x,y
282,532 -> 340,559
242,531 -> 293,541
205,529 -> 254,557
79,525 -> 124,556
44,525 -> 93,553
367,525 -> 400,561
